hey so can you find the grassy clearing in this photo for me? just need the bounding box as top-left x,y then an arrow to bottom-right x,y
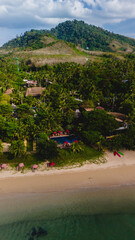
0,146 -> 104,170
0,153 -> 43,169
53,146 -> 104,167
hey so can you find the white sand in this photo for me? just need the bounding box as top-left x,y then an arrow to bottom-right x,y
0,150 -> 135,194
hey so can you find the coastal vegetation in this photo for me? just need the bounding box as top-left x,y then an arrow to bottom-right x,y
0,20 -> 135,169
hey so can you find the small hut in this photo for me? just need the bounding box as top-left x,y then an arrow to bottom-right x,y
25,87 -> 45,97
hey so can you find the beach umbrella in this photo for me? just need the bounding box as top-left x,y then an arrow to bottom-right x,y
58,131 -> 62,133
66,130 -> 69,133
50,162 -> 55,167
33,164 -> 38,169
64,141 -> 69,144
114,151 -> 117,156
1,164 -> 7,168
53,132 -> 57,134
118,151 -> 124,156
19,163 -> 24,168
74,140 -> 78,143
116,151 -> 121,157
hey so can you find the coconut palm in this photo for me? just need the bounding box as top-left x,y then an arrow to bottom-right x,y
10,140 -> 25,157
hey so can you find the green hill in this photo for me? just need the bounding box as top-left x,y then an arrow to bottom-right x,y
1,20 -> 135,54
1,30 -> 56,50
51,20 -> 135,52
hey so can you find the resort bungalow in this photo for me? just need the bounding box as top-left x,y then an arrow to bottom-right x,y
25,87 -> 45,97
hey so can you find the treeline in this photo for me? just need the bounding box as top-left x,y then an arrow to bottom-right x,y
0,56 -> 135,163
22,57 -> 135,115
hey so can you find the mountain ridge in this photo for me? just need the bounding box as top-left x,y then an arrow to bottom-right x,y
1,20 -> 135,54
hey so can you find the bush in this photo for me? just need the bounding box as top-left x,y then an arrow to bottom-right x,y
104,135 -> 122,151
71,141 -> 84,153
81,130 -> 101,145
121,127 -> 135,150
81,110 -> 119,136
10,140 -> 25,157
37,139 -> 58,159
0,140 -> 3,155
0,104 -> 13,117
104,127 -> 135,150
53,145 -> 103,167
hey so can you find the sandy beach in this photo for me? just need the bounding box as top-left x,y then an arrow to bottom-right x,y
0,150 -> 135,194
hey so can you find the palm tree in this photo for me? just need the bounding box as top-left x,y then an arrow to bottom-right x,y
71,141 -> 84,153
10,140 -> 25,158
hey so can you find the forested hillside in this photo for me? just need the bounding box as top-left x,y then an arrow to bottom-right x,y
1,30 -> 56,50
51,20 -> 135,52
1,20 -> 135,53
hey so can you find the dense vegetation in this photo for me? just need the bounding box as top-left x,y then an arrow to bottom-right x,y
0,53 -> 135,168
51,20 -> 135,51
2,30 -> 57,50
2,20 -> 135,52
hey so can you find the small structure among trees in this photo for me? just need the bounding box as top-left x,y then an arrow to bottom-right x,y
25,87 -> 45,97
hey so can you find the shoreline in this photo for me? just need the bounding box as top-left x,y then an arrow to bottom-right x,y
0,150 -> 135,195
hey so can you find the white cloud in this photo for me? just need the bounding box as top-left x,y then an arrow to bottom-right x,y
0,0 -> 135,29
81,0 -> 135,24
1,0 -> 135,46
0,0 -> 91,29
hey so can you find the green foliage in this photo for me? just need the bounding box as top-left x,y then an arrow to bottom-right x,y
104,135 -> 122,151
23,116 -> 39,140
53,145 -> 103,167
71,141 -> 84,153
51,20 -> 135,52
121,127 -> 135,150
0,140 -> 3,155
0,49 -> 135,158
2,30 -> 48,50
121,99 -> 134,115
0,94 -> 11,104
81,110 -> 119,136
38,132 -> 49,141
2,30 -> 57,50
81,130 -> 101,145
2,121 -> 19,141
0,145 -> 103,169
37,139 -> 58,159
16,104 -> 33,119
2,20 -> 135,52
104,126 -> 135,151
0,104 -> 13,117
10,140 -> 25,157
0,152 -> 43,168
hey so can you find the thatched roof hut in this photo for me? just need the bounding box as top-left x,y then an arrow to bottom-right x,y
25,87 -> 45,97
107,112 -> 126,121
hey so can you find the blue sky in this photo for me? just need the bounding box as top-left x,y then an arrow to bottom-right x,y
0,0 -> 135,47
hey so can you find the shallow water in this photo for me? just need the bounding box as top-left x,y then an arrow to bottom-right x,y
1,186 -> 135,240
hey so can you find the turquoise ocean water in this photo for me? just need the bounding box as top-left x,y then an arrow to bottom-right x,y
1,185 -> 135,240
